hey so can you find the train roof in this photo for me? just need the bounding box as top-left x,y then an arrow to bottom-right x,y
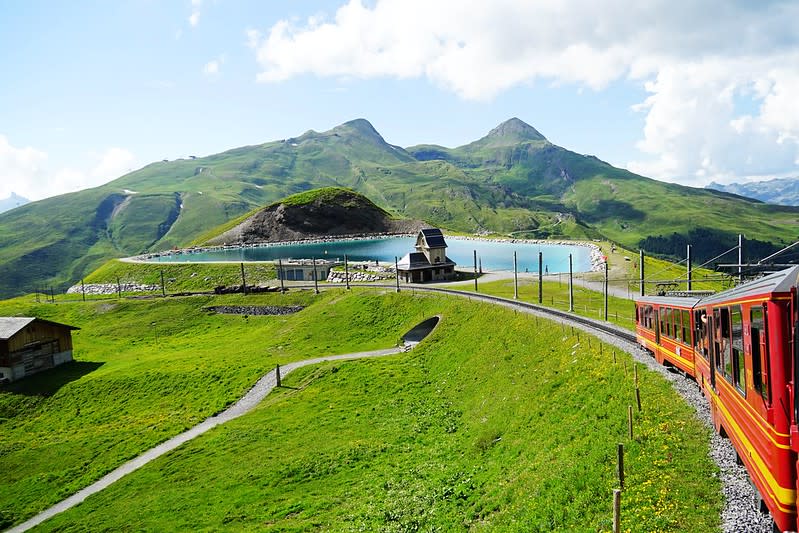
699,265 -> 799,306
634,295 -> 702,308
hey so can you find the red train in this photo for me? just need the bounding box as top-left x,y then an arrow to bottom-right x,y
635,266 -> 799,532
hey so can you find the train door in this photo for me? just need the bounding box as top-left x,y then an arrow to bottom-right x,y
749,304 -> 771,421
694,309 -> 707,360
655,307 -> 661,345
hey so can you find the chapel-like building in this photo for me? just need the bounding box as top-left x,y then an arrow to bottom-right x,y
396,229 -> 457,283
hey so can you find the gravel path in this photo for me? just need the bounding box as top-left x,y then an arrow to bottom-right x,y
7,347 -> 405,533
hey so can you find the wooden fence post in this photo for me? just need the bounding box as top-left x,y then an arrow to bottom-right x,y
628,405 -> 634,440
634,364 -> 642,411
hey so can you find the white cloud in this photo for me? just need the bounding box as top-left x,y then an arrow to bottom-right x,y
189,0 -> 201,27
248,0 -> 799,185
628,57 -> 799,186
0,135 -> 48,200
90,147 -> 136,181
202,56 -> 224,77
0,138 -> 136,201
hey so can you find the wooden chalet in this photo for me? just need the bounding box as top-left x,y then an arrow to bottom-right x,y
0,317 -> 79,383
397,229 -> 457,283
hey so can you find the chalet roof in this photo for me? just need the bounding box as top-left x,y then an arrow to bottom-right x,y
0,318 -> 35,340
0,317 -> 79,340
419,228 -> 447,249
397,252 -> 456,271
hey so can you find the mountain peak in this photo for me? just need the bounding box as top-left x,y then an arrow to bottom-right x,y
0,192 -> 30,214
330,118 -> 387,144
486,118 -> 547,142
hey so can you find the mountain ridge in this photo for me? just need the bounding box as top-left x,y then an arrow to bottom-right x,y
707,177 -> 799,206
1,117 -> 797,298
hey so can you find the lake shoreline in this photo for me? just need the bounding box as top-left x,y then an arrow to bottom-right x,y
124,233 -> 604,272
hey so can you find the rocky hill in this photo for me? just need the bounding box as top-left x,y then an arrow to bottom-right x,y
208,187 -> 427,244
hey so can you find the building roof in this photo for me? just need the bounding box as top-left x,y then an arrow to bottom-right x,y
419,228 -> 447,249
397,252 -> 456,271
0,317 -> 79,340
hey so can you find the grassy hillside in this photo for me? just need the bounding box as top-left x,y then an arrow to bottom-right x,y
0,289 -> 719,531
1,117 -> 797,298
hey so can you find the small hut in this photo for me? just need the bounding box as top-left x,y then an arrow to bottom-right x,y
0,318 -> 79,383
396,229 -> 457,283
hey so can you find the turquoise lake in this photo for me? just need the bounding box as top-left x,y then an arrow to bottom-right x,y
151,237 -> 595,273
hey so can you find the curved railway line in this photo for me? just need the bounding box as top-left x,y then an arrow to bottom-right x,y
354,283 -> 773,532
7,283 -> 771,532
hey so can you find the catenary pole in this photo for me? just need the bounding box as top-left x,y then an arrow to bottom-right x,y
568,254 -> 574,312
538,251 -> 543,304
313,258 -> 319,294
639,250 -> 645,297
604,261 -> 608,321
473,250 -> 478,292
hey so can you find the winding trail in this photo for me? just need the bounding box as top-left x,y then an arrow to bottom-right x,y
7,347 -> 405,533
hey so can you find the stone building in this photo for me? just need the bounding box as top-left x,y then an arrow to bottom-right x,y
276,258 -> 341,281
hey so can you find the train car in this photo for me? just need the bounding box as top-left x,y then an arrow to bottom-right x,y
695,266 -> 799,532
634,295 -> 701,377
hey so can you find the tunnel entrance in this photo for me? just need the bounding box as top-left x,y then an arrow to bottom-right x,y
402,316 -> 440,348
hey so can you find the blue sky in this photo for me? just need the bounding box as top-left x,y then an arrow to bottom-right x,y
2,0 -> 799,201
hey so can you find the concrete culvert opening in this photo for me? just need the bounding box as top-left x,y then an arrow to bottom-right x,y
402,316 -> 440,348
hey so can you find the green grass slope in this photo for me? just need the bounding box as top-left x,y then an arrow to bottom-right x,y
1,290 -> 719,531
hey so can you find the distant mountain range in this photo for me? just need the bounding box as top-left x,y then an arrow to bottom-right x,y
706,177 -> 799,206
0,193 -> 29,214
1,117 -> 798,298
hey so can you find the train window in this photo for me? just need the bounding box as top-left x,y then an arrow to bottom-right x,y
714,307 -> 733,379
682,310 -> 691,345
671,308 -> 680,341
751,306 -> 771,403
672,309 -> 679,342
713,308 -> 723,373
694,310 -> 706,354
665,308 -> 673,339
721,308 -> 733,379
635,305 -> 640,325
731,305 -> 745,396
